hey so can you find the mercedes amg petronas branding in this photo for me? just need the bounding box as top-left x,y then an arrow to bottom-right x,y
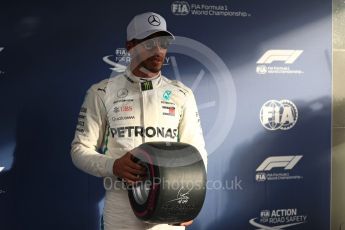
117,88 -> 128,98
148,15 -> 161,26
163,90 -> 172,101
110,126 -> 178,139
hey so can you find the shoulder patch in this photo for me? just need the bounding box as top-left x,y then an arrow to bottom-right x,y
167,79 -> 191,96
90,78 -> 110,94
90,72 -> 125,94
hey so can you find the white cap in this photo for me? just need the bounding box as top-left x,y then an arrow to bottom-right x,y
127,12 -> 175,41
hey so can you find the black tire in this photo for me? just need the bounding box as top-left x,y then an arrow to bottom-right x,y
128,142 -> 207,225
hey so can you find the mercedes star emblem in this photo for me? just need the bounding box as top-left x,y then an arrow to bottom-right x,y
148,15 -> 161,26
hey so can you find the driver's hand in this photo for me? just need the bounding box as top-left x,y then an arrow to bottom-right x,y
113,152 -> 146,184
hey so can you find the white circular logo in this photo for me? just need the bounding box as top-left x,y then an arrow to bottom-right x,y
260,100 -> 298,130
117,88 -> 128,98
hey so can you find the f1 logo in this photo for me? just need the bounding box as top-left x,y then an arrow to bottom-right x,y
256,155 -> 303,171
257,50 -> 303,64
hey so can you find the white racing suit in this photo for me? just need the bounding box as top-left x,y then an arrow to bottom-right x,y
71,68 -> 208,230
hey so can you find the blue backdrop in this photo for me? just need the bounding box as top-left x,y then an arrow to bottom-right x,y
0,0 -> 331,229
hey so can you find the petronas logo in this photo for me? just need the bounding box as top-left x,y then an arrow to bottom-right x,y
141,81 -> 153,91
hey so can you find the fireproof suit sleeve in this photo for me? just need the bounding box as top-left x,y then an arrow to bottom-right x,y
178,89 -> 208,171
70,87 -> 116,177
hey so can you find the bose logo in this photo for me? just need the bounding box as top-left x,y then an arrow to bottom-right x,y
256,155 -> 303,171
257,50 -> 303,64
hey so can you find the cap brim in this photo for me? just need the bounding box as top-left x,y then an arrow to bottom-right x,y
134,30 -> 175,40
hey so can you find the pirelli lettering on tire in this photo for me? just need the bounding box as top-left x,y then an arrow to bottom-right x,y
110,126 -> 178,138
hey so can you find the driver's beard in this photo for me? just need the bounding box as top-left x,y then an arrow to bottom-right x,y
140,60 -> 162,74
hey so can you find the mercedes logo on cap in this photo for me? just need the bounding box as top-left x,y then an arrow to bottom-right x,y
148,15 -> 161,26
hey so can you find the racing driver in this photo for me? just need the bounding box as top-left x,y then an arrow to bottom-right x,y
70,12 -> 208,230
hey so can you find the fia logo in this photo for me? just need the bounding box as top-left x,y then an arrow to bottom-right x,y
260,100 -> 298,130
255,173 -> 266,182
171,1 -> 190,16
256,65 -> 268,75
260,210 -> 270,218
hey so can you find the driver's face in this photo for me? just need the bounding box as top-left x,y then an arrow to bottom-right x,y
127,36 -> 172,73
